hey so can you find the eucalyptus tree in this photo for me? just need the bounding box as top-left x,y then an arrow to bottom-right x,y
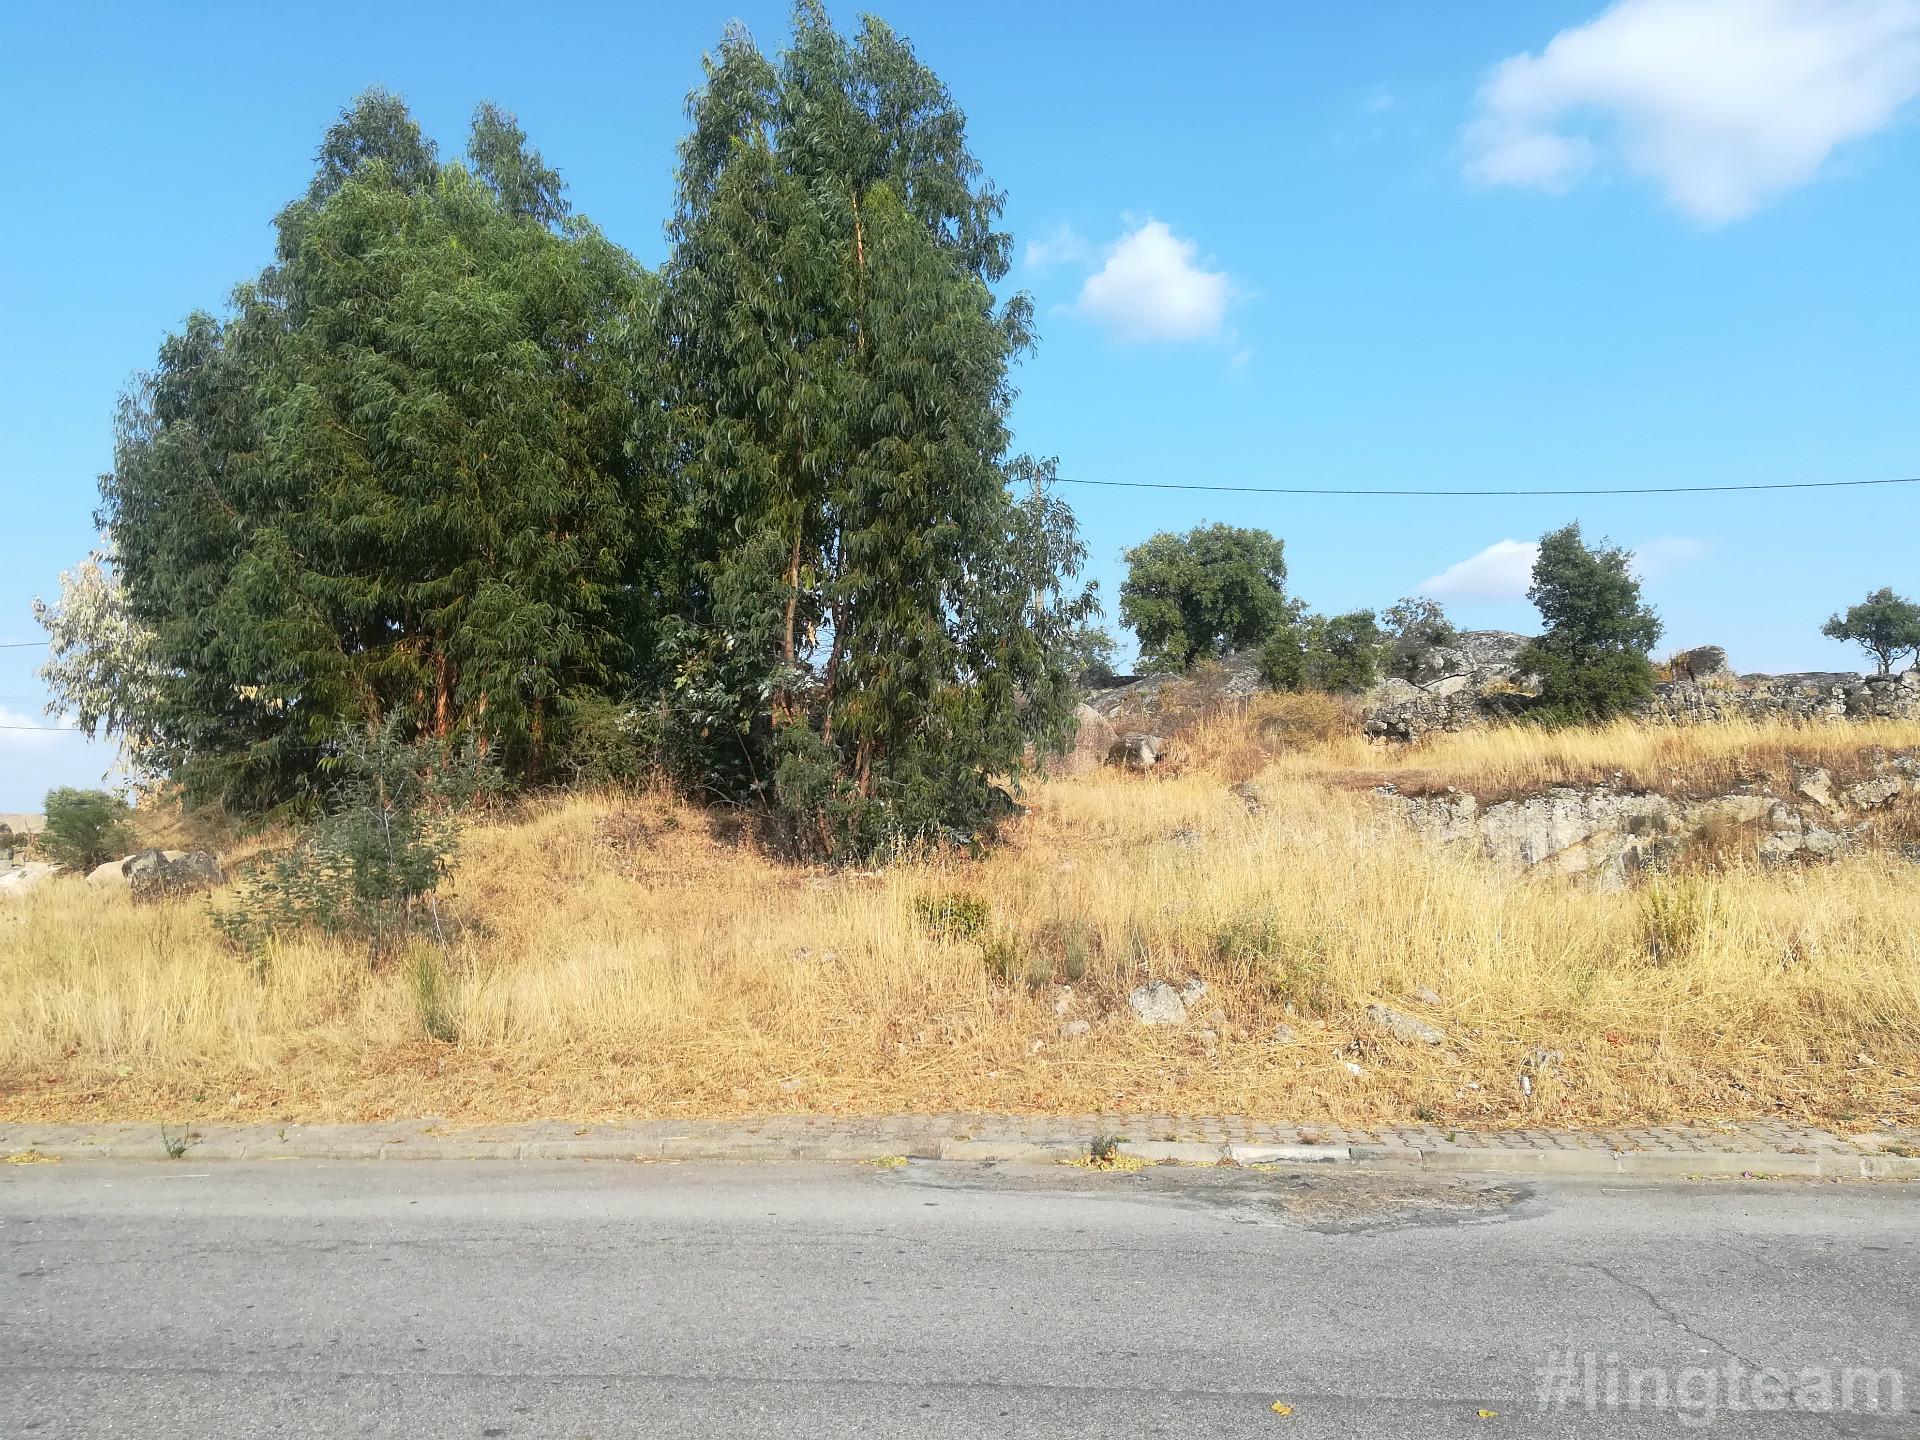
662,3 -> 1093,854
101,92 -> 667,808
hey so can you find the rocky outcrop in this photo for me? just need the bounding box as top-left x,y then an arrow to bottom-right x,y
1361,638 -> 1920,739
1386,754 -> 1920,886
1361,632 -> 1535,740
0,862 -> 61,899
1647,670 -> 1920,725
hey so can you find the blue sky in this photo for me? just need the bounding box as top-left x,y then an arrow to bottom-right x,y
3,0 -> 1918,808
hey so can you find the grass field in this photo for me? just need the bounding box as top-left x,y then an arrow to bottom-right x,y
3,704 -> 1918,1131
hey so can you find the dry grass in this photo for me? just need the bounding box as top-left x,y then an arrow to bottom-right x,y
3,712 -> 1918,1131
1282,713 -> 1920,803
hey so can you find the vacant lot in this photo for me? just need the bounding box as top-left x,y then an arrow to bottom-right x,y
3,705 -> 1917,1130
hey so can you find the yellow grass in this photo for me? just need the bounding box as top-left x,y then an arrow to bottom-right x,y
3,710 -> 1918,1130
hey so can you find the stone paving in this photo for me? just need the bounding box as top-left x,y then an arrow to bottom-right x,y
4,1113 -> 1916,1178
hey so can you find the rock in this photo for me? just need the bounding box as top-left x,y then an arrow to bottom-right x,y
1844,776 -> 1902,811
1108,733 -> 1165,770
1410,986 -> 1442,1006
1367,1003 -> 1445,1045
1270,1023 -> 1298,1045
87,858 -> 133,888
125,849 -> 222,903
1794,767 -> 1835,810
1058,704 -> 1118,777
1058,1019 -> 1091,1039
1128,981 -> 1189,1026
1027,1038 -> 1046,1055
1178,978 -> 1208,1005
0,862 -> 60,899
1231,781 -> 1265,815
1167,825 -> 1204,849
1669,645 -> 1732,683
1052,986 -> 1074,1017
1192,1028 -> 1219,1054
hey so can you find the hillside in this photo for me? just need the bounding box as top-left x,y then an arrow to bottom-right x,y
4,702 -> 1918,1133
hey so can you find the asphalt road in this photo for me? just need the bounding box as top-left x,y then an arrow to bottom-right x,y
2,1158 -> 1915,1437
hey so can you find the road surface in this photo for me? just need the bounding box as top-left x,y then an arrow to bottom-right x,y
2,1158 -> 1915,1436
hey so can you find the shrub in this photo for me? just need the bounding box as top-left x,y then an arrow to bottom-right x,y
38,787 -> 134,871
216,718 -> 498,958
1382,595 -> 1456,678
914,890 -> 991,942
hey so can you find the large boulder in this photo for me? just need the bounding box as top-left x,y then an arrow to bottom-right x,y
125,849 -> 223,903
87,858 -> 132,889
0,862 -> 61,899
1109,732 -> 1165,771
1058,704 -> 1118,777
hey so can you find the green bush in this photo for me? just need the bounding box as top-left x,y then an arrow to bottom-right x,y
1260,610 -> 1384,694
38,787 -> 134,871
915,890 -> 991,942
216,717 -> 498,958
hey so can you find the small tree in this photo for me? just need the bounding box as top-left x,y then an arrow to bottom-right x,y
1381,595 -> 1456,678
1119,524 -> 1290,671
39,788 -> 134,871
1261,610 -> 1385,695
1514,524 -> 1662,725
1821,588 -> 1920,675
217,718 -> 499,957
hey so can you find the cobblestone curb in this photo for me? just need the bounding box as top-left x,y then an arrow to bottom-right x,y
4,1115 -> 1915,1180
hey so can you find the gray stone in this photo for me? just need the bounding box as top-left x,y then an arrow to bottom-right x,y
1057,704 -> 1118,778
1178,978 -> 1209,1006
1109,733 -> 1164,770
1410,986 -> 1443,1006
1270,1023 -> 1298,1045
1367,1003 -> 1445,1045
1128,981 -> 1188,1026
87,858 -> 133,888
126,849 -> 223,903
1844,776 -> 1902,811
1058,1019 -> 1091,1039
1794,767 -> 1835,810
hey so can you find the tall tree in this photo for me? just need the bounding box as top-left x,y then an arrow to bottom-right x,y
1515,523 -> 1662,725
1119,524 -> 1292,671
662,3 -> 1093,854
101,92 -> 667,808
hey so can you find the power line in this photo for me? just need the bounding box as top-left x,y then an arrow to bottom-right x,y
0,640 -> 49,649
1049,475 -> 1920,498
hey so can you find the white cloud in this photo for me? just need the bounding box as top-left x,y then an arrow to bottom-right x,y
1418,539 -> 1540,602
0,706 -> 72,746
1418,534 -> 1705,602
1075,220 -> 1232,341
1464,0 -> 1920,222
1023,221 -> 1090,272
1631,535 -> 1709,578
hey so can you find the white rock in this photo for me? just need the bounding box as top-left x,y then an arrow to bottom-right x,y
1058,1020 -> 1091,1039
1367,1003 -> 1444,1045
1128,981 -> 1188,1026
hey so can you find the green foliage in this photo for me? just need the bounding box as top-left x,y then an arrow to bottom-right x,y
38,788 -> 134,871
1514,524 -> 1662,726
216,718 -> 498,957
1119,524 -> 1291,671
1822,587 -> 1920,674
661,8 -> 1094,855
101,91 -> 669,810
914,889 -> 992,942
1260,610 -> 1384,694
33,550 -> 163,771
407,945 -> 462,1043
1381,595 -> 1456,678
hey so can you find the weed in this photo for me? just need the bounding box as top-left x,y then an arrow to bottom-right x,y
408,946 -> 461,1044
160,1124 -> 192,1160
914,890 -> 990,942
